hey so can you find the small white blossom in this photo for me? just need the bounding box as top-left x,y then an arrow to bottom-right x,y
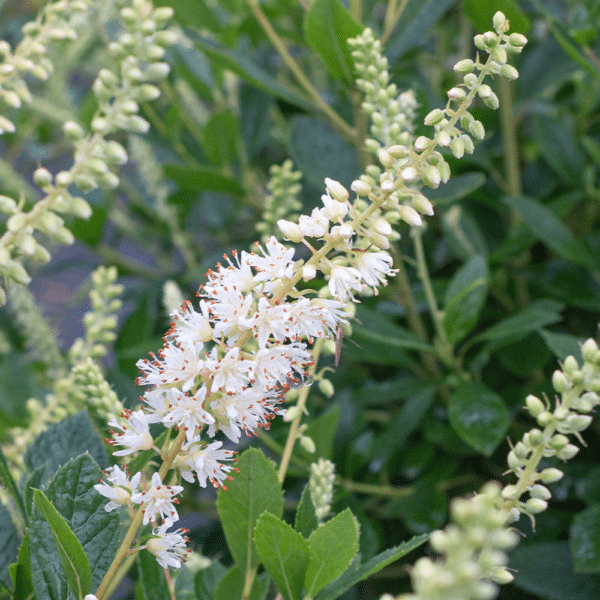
94,465 -> 141,512
328,266 -> 363,302
174,438 -> 238,489
247,237 -> 296,286
161,386 -> 215,441
354,251 -> 397,290
131,472 -> 184,526
298,207 -> 329,238
169,299 -> 213,345
204,346 -> 256,392
107,410 -> 154,456
146,523 -> 191,569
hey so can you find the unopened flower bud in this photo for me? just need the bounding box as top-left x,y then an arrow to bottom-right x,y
368,231 -> 390,250
424,108 -> 444,126
491,46 -> 507,64
63,121 -> 84,141
552,370 -> 569,392
423,165 -> 441,188
526,395 -> 545,417
454,59 -> 475,73
55,170 -> 72,187
509,33 -> 528,47
493,11 -> 507,30
378,150 -> 394,168
399,205 -> 422,227
284,406 -> 301,422
318,378 -> 334,397
557,444 -> 579,461
34,167 -> 53,187
277,220 -> 303,243
337,223 -> 353,239
469,120 -> 486,140
387,145 -> 408,158
351,179 -> 372,196
302,265 -> 317,281
502,485 -> 520,500
325,178 -> 349,202
411,193 -> 434,216
400,167 -> 417,182
450,138 -> 465,159
539,467 -> 563,484
564,414 -> 592,432
299,435 -> 316,454
582,338 -> 599,361
525,498 -> 547,514
463,73 -> 478,88
414,136 -> 431,152
483,31 -> 499,47
373,218 -> 392,236
447,87 -> 467,102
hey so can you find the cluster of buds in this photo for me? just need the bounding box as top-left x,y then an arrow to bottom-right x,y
0,0 -> 90,135
502,339 -> 600,526
309,458 -> 336,524
256,160 -> 303,243
0,0 -> 177,303
348,28 -> 418,154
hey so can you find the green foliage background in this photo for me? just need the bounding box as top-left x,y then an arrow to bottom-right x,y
2,0 -> 600,599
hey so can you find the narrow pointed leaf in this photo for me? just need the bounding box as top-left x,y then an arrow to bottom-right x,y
571,505 -> 600,573
304,509 -> 360,597
137,546 -> 170,600
0,443 -> 27,525
295,486 -> 319,539
33,488 -> 92,600
254,512 -> 309,600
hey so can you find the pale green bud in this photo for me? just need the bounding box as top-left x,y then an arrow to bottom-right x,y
454,59 -> 475,73
0,115 -> 16,134
368,231 -> 390,250
539,467 -> 563,484
483,31 -> 499,47
552,370 -> 569,392
0,195 -> 17,214
144,62 -> 171,81
373,218 -> 392,236
2,90 -> 21,108
550,434 -> 569,450
529,484 -> 551,500
490,567 -> 514,585
56,170 -> 73,187
136,84 -> 161,102
380,172 -> 394,192
478,84 -> 493,99
104,141 -> 128,165
424,108 -> 444,126
378,150 -> 394,168
525,428 -> 543,447
509,33 -> 528,47
414,136 -> 431,152
564,414 -> 592,432
365,138 -> 380,154
34,167 -> 53,187
412,193 -> 434,216
96,172 -> 120,189
154,30 -> 179,46
493,11 -> 507,31
48,226 -> 74,245
387,145 -> 408,158
318,378 -> 334,398
75,174 -> 97,192
492,46 -> 508,64
501,485 -> 520,500
450,138 -> 465,159
4,259 -> 31,284
474,34 -> 486,50
400,167 -> 417,182
507,450 -> 524,470
582,338 -> 599,361
525,498 -> 547,514
69,197 -> 92,219
526,395 -> 545,417
447,87 -> 467,102
436,129 -> 451,147
91,117 -> 109,133
462,134 -> 475,154
483,92 -> 500,110
278,220 -> 303,243
500,64 -> 519,80
423,165 -> 441,188
469,120 -> 485,140
556,444 -> 579,460
350,179 -> 372,196
283,405 -> 301,422
63,121 -> 85,141
438,161 -> 451,183
153,6 -> 175,23
87,158 -> 109,175
399,205 -> 422,227
536,410 -> 554,427
299,435 -> 316,454
124,115 -> 150,134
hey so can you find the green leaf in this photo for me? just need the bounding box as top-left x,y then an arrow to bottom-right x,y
174,565 -> 196,600
217,448 -> 284,571
392,475 -> 448,534
448,381 -> 509,456
0,443 -> 27,525
443,255 -> 489,344
214,567 -> 269,600
496,333 -> 551,377
290,116 -> 361,190
33,489 -> 92,600
539,330 -> 584,363
202,111 -> 240,166
10,535 -> 34,600
297,405 -> 340,463
571,505 -> 600,573
471,299 -> 564,346
195,561 -> 227,600
386,0 -> 457,63
0,500 -> 18,585
254,512 -> 309,600
164,164 -> 245,197
137,544 -> 170,600
504,195 -> 594,267
190,34 -> 312,111
512,541 -> 600,600
0,353 -> 41,426
24,410 -> 108,490
440,205 -> 489,260
582,466 -> 600,506
29,454 -> 121,600
295,486 -> 319,539
463,0 -> 530,34
313,534 -> 429,600
304,509 -> 360,598
427,172 -> 486,205
304,0 -> 362,82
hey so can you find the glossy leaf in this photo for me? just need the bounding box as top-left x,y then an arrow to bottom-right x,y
571,505 -> 600,573
137,546 -> 170,600
539,329 -> 584,362
304,0 -> 362,82
214,567 -> 269,600
313,534 -> 429,600
33,488 -> 92,600
297,405 -> 340,463
195,561 -> 227,600
164,164 -> 245,197
304,509 -> 360,598
254,512 -> 309,600
294,486 -> 319,539
0,500 -> 18,585
443,255 -> 489,344
393,476 -> 448,534
463,0 -> 530,33
448,381 -> 509,456
217,448 -> 283,571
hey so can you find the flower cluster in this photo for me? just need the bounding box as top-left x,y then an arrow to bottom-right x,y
309,457 -> 336,524
0,0 -> 177,303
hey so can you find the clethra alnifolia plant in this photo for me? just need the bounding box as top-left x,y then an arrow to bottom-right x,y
1,4 -> 597,600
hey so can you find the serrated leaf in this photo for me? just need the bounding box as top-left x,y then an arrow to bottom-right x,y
504,195 -> 595,267
24,410 -> 107,490
11,535 -> 34,600
297,405 -> 340,463
304,509 -> 360,598
254,512 -> 309,600
304,0 -> 362,82
313,534 -> 429,600
33,488 -> 92,600
137,544 -> 170,600
217,448 -> 283,571
29,453 -> 121,600
471,299 -> 564,346
290,116 -> 361,190
214,567 -> 269,600
443,255 -> 489,344
448,381 -> 509,456
0,500 -> 18,585
195,561 -> 227,600
295,486 -> 319,539
571,505 -> 600,573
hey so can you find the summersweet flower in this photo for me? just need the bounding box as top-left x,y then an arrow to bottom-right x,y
298,207 -> 329,238
168,299 -> 213,345
106,409 -> 154,456
94,465 -> 141,512
354,251 -> 397,290
204,346 -> 256,392
174,438 -> 238,489
241,297 -> 292,348
146,524 -> 191,569
131,472 -> 183,526
328,265 -> 363,302
247,236 -> 296,285
161,386 -> 215,441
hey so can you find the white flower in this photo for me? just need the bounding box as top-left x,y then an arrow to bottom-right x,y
354,251 -> 397,289
136,340 -> 203,393
247,237 -> 296,287
169,299 -> 213,345
161,386 -> 215,441
241,297 -> 292,348
204,346 -> 255,392
94,465 -> 141,512
254,342 -> 314,388
288,298 -> 345,341
174,438 -> 238,489
146,523 -> 191,569
298,207 -> 329,238
321,192 -> 348,222
107,410 -> 154,456
203,249 -> 257,295
208,388 -> 283,443
206,288 -> 253,344
143,387 -> 181,422
328,266 -> 363,302
131,472 -> 184,526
